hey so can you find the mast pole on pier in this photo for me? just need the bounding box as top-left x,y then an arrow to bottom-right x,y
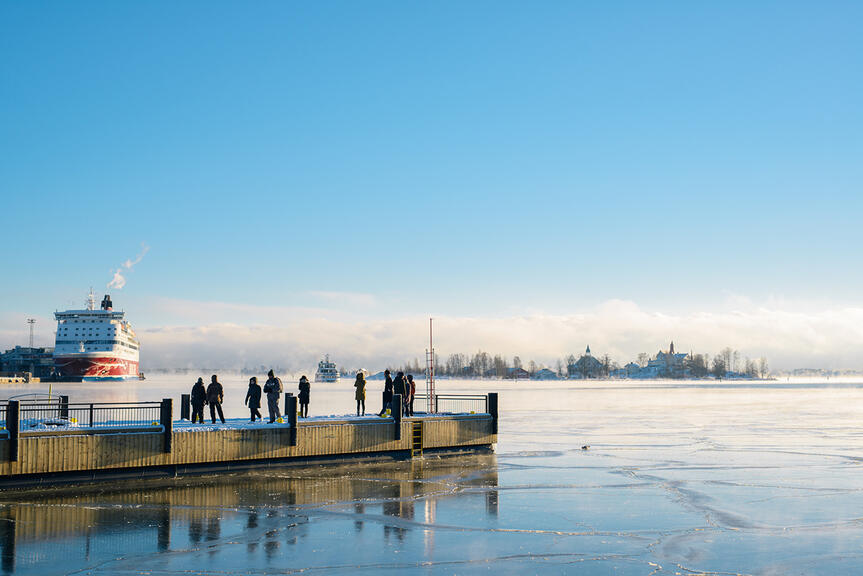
426,318 -> 435,413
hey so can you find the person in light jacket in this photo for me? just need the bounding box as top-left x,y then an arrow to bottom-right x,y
191,377 -> 207,423
263,369 -> 283,423
245,376 -> 262,422
354,372 -> 366,416
207,374 -> 225,424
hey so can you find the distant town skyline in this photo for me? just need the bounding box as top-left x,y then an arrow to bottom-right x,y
2,3 -> 862,370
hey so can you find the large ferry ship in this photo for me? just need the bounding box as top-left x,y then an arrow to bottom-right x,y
53,291 -> 140,380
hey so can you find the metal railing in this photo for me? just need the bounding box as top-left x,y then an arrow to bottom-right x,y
412,394 -> 488,414
0,396 -> 63,429
15,401 -> 163,430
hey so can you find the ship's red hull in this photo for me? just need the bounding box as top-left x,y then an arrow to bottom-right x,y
54,356 -> 139,379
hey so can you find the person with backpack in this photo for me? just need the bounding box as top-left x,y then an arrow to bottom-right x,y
245,376 -> 262,422
263,369 -> 283,423
207,374 -> 225,424
190,377 -> 207,423
298,375 -> 311,418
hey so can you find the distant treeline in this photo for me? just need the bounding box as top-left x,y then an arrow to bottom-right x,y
372,347 -> 769,379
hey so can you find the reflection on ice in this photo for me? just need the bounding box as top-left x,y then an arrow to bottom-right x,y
3,378 -> 863,574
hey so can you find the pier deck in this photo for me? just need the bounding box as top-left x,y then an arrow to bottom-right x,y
0,393 -> 498,488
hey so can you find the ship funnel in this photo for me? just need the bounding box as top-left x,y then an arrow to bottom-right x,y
101,294 -> 113,311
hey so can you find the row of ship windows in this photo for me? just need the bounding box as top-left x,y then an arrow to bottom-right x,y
58,320 -> 120,324
56,339 -> 139,350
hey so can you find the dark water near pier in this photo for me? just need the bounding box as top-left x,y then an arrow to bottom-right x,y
2,376 -> 863,574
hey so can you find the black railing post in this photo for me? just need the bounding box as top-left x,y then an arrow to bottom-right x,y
89,403 -> 94,427
160,398 -> 173,453
59,395 -> 69,420
284,392 -> 293,418
488,393 -> 498,435
7,401 -> 19,462
434,394 -> 438,413
180,394 -> 190,420
392,394 -> 402,440
286,395 -> 298,446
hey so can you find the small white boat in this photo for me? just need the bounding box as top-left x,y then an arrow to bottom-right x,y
315,355 -> 340,383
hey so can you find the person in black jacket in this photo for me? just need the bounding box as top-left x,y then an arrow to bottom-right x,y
207,374 -> 225,424
298,375 -> 311,418
263,369 -> 282,423
191,377 -> 207,423
378,369 -> 393,416
393,371 -> 407,404
245,376 -> 262,422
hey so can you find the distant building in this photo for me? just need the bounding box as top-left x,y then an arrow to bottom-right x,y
624,362 -> 641,377
567,345 -> 605,379
635,341 -> 689,378
532,368 -> 559,380
506,367 -> 530,380
0,346 -> 55,378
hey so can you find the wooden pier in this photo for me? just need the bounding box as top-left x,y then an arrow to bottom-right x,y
0,393 -> 498,488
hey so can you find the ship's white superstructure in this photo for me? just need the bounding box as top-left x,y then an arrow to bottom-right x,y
315,354 -> 339,383
53,291 -> 140,380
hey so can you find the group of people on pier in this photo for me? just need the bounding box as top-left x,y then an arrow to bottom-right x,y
189,369 -> 417,424
369,369 -> 416,418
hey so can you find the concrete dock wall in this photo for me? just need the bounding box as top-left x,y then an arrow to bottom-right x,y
0,414 -> 494,482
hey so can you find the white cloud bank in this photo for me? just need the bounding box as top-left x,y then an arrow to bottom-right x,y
135,299 -> 863,372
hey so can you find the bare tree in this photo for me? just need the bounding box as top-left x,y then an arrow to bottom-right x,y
719,348 -> 734,373
637,352 -> 649,367
758,357 -> 769,379
711,356 -> 727,379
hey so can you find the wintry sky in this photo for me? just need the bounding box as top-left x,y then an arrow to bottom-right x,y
1,2 -> 862,370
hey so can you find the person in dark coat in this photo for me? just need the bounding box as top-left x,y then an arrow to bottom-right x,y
191,377 -> 207,423
245,376 -> 262,422
207,374 -> 225,424
263,369 -> 282,423
298,375 -> 311,418
393,371 -> 407,412
407,374 -> 416,416
378,369 -> 393,416
354,372 -> 366,416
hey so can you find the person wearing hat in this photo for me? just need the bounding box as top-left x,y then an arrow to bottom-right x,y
298,375 -> 311,418
190,377 -> 207,423
354,372 -> 366,416
263,369 -> 283,423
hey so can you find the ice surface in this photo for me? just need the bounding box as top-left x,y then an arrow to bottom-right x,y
2,377 -> 863,574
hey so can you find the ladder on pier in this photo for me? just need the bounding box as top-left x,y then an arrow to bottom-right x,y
411,421 -> 423,458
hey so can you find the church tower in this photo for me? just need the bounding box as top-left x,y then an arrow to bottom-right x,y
669,341 -> 675,355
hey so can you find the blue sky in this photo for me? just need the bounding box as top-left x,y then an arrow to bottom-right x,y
2,2 -> 862,369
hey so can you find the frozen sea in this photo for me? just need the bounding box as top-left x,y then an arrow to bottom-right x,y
2,375 -> 863,574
